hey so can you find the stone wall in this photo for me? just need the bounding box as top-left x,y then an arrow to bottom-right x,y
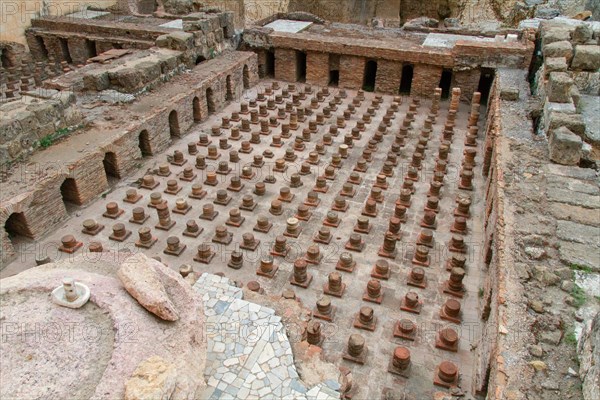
0,51 -> 259,267
533,19 -> 600,166
0,91 -> 83,164
475,65 -> 597,400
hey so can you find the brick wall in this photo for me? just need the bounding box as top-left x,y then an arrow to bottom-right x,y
475,78 -> 503,396
306,51 -> 329,87
411,63 -> 443,98
339,55 -> 365,90
453,68 -> 481,103
271,34 -> 456,66
274,48 -> 298,82
0,51 -> 259,268
67,37 -> 94,65
256,49 -> 269,77
375,59 -> 402,94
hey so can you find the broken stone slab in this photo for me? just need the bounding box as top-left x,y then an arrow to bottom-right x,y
118,253 -> 179,321
571,45 -> 600,71
98,90 -> 135,104
124,355 -> 178,400
535,7 -> 560,20
547,72 -> 574,103
539,329 -> 562,345
82,69 -> 110,91
500,87 -> 520,101
547,187 -> 600,209
549,126 -> 583,165
543,41 -> 574,63
404,17 -> 439,28
559,242 -> 600,273
155,34 -> 171,48
556,220 -> 600,245
547,111 -> 586,137
546,163 -> 599,180
570,85 -> 581,109
544,57 -> 569,78
541,27 -> 572,48
580,95 -> 600,144
572,71 -> 600,95
573,24 -> 593,45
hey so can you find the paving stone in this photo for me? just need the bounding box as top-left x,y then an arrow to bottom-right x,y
559,241 -> 600,272
556,220 -> 600,245
548,203 -> 600,227
194,273 -> 339,399
547,188 -> 600,208
548,126 -> 582,165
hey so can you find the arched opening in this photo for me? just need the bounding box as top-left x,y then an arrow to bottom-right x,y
60,177 -> 82,206
139,130 -> 152,156
103,151 -> 120,179
85,39 -> 97,59
34,36 -> 49,60
193,96 -> 202,121
226,75 -> 234,101
59,37 -> 72,64
113,43 -> 123,50
4,212 -> 34,246
295,51 -> 307,82
0,51 -> 11,68
168,110 -> 180,137
329,54 -> 340,87
243,65 -> 250,89
439,69 -> 452,99
399,64 -> 413,95
265,50 -> 275,78
362,60 -> 377,92
196,55 -> 206,65
206,88 -> 215,113
477,68 -> 495,105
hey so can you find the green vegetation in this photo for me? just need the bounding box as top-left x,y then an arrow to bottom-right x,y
569,263 -> 594,273
36,127 -> 71,149
571,284 -> 587,308
38,135 -> 54,148
478,288 -> 484,298
564,327 -> 578,346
